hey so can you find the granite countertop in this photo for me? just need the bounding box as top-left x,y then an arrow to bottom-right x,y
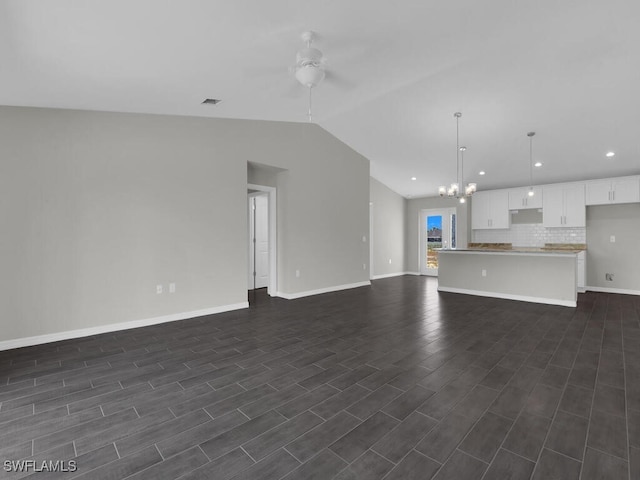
445,243 -> 587,254
438,248 -> 582,256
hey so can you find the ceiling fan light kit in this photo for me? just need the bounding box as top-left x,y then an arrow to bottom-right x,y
294,65 -> 325,88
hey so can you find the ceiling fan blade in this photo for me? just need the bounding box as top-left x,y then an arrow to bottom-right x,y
243,65 -> 290,77
324,70 -> 355,90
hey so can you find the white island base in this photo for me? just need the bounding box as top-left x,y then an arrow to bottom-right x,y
437,250 -> 578,307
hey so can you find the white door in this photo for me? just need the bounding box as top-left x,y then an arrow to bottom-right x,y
249,194 -> 269,289
419,208 -> 457,276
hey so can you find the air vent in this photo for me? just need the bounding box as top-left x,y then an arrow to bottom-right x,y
202,98 -> 222,105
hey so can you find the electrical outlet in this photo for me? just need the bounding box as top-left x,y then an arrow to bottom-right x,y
605,273 -> 614,281
362,235 -> 367,242
295,269 -> 300,278
481,269 -> 487,277
169,283 -> 176,293
610,235 -> 616,243
156,284 -> 163,294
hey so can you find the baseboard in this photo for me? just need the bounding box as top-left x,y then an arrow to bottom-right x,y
0,302 -> 249,352
372,272 -> 412,280
277,281 -> 371,300
405,271 -> 421,276
437,286 -> 577,308
586,286 -> 640,295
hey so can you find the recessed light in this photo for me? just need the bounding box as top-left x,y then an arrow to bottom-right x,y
606,151 -> 615,158
411,176 -> 417,181
478,171 -> 485,176
202,98 -> 222,105
534,162 -> 542,167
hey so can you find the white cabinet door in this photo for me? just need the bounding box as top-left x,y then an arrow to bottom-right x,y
472,190 -> 509,229
542,185 -> 565,227
577,251 -> 585,291
508,189 -> 522,210
490,190 -> 510,228
612,177 -> 640,204
563,183 -> 586,227
586,176 -> 640,205
508,186 -> 543,209
526,187 -> 543,209
472,192 -> 491,229
586,180 -> 612,205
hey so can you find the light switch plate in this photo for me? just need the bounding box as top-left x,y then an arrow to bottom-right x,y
610,235 -> 616,243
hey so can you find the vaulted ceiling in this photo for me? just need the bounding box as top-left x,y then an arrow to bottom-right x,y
2,0 -> 639,197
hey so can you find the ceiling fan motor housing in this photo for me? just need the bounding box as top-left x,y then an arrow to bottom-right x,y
296,47 -> 323,67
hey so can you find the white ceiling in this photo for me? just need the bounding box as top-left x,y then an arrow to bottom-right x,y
2,0 -> 640,197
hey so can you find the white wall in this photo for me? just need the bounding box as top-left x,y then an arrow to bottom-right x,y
586,203 -> 640,292
0,106 -> 369,345
406,196 -> 470,273
370,178 -> 407,277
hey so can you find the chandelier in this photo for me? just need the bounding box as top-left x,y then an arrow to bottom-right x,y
439,112 -> 476,202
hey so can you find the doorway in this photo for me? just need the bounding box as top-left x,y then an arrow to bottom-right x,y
247,184 -> 277,296
248,193 -> 269,290
419,208 -> 457,276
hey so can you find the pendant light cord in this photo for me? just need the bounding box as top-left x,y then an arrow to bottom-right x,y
530,135 -> 532,187
460,147 -> 464,194
528,131 -> 535,189
456,114 -> 460,191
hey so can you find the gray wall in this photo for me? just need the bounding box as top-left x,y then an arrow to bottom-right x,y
370,178 -> 407,276
438,251 -> 577,306
248,162 -> 281,188
1,106 -> 369,343
406,196 -> 470,273
586,203 -> 640,291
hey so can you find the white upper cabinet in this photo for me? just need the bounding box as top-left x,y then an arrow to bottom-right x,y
472,190 -> 510,229
508,187 -> 543,210
543,183 -> 586,228
585,176 -> 640,205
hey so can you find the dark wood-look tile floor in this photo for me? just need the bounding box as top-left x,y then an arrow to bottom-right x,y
0,276 -> 638,479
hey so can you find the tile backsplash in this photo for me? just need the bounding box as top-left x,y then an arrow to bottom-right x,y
472,223 -> 586,247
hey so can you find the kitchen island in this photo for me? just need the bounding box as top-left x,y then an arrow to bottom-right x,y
437,247 -> 582,307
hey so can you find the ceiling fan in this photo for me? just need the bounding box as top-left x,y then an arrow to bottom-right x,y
291,31 -> 354,122
292,31 -> 326,122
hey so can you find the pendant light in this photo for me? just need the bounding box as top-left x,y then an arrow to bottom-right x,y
527,132 -> 536,196
439,112 -> 476,201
